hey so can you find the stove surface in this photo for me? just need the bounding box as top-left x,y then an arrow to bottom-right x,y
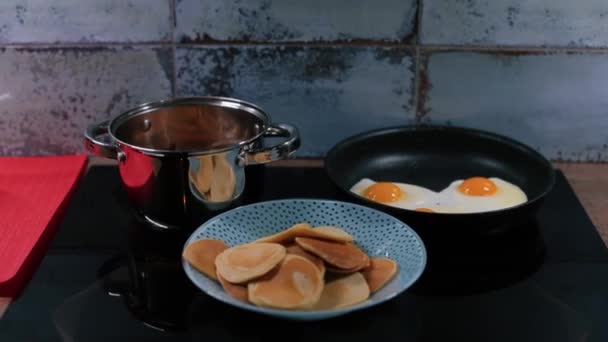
2,166 -> 607,342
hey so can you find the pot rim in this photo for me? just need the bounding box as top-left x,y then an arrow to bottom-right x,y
106,96 -> 271,157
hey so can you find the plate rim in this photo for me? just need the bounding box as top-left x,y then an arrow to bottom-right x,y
181,198 -> 427,320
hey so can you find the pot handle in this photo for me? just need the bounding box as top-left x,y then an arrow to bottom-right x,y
84,120 -> 119,159
244,123 -> 300,165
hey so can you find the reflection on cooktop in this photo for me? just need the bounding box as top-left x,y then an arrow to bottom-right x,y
96,221 -> 197,332
412,219 -> 546,295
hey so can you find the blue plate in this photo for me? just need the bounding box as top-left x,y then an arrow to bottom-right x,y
182,199 -> 427,321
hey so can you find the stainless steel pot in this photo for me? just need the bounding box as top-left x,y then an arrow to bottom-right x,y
84,96 -> 300,230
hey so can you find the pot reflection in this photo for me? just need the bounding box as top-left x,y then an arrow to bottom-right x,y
97,221 -> 197,332
188,151 -> 245,209
119,149 -> 159,204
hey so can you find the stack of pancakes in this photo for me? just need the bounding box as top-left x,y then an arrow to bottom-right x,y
183,223 -> 398,310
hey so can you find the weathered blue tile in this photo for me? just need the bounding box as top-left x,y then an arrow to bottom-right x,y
177,47 -> 415,156
419,51 -> 608,161
176,0 -> 417,42
421,0 -> 608,47
0,0 -> 171,43
0,47 -> 173,155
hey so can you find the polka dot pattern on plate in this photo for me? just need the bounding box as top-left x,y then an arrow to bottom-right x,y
182,199 -> 427,321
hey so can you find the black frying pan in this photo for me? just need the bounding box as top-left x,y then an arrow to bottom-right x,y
325,125 -> 555,294
326,125 -> 555,234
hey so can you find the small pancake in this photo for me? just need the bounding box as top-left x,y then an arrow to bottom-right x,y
216,270 -> 249,303
295,237 -> 370,271
182,239 -> 229,280
254,223 -> 354,244
215,242 -> 286,284
361,258 -> 398,293
312,272 -> 370,310
286,244 -> 326,277
248,255 -> 324,310
253,223 -> 314,244
325,263 -> 368,274
312,226 -> 354,243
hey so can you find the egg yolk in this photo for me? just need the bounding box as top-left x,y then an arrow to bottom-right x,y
415,208 -> 434,213
458,177 -> 497,196
364,182 -> 403,203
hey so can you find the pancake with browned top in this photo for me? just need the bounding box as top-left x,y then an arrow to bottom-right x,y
312,272 -> 370,310
295,237 -> 370,271
361,258 -> 398,293
248,255 -> 324,309
215,242 -> 286,284
182,239 -> 229,280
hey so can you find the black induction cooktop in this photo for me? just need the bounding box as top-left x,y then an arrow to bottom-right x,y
2,166 -> 608,342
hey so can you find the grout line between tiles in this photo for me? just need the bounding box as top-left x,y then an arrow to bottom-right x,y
3,42 -> 608,54
420,44 -> 608,54
0,42 -> 417,49
170,0 -> 177,29
170,0 -> 178,97
416,0 -> 423,46
413,0 -> 423,124
0,42 -> 173,48
175,42 -> 416,48
171,46 -> 177,97
413,46 -> 421,124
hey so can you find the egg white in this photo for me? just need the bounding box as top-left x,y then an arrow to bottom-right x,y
433,177 -> 527,214
349,178 -> 438,210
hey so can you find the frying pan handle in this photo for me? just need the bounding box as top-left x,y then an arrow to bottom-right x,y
244,123 -> 300,165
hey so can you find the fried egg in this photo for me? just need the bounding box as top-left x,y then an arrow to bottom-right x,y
433,176 -> 527,213
349,178 -> 437,210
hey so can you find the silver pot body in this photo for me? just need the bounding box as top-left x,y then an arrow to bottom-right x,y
84,97 -> 300,230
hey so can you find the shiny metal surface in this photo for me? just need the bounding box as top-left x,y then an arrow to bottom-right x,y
243,123 -> 300,165
188,150 -> 245,208
83,96 -> 300,230
112,99 -> 265,155
84,120 -> 118,159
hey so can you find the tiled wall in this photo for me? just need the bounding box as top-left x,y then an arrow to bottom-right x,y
2,0 -> 607,160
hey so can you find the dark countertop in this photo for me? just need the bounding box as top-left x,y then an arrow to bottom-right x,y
1,163 -> 608,341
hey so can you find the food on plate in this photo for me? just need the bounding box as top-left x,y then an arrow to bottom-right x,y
361,258 -> 398,293
248,255 -> 324,309
215,242 -> 286,284
433,177 -> 528,213
286,244 -> 326,277
349,178 -> 438,210
183,223 -> 399,311
217,271 -> 249,303
295,237 -> 370,271
253,223 -> 314,244
254,223 -> 354,244
313,272 -> 370,310
182,238 -> 229,280
350,176 -> 527,214
326,264 -> 369,274
309,226 -> 355,242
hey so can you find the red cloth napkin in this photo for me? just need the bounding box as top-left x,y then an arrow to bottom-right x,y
0,154 -> 87,298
